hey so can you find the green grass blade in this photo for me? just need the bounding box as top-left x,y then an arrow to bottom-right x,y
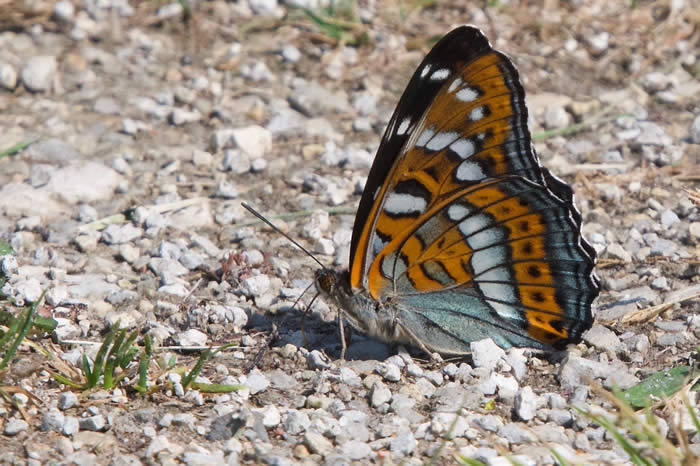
0,137 -> 38,159
0,311 -> 23,352
182,349 -> 210,389
89,328 -> 116,386
0,289 -> 46,369
82,353 -> 93,382
51,371 -> 84,389
103,358 -> 116,389
190,383 -> 245,393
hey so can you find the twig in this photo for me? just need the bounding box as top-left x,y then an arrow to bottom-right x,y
620,291 -> 700,324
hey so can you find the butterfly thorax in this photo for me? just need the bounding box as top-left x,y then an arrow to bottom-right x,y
314,268 -> 411,345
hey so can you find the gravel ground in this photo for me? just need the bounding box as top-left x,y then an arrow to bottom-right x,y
0,0 -> 699,465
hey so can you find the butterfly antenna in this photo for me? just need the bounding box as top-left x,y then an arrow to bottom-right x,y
241,202 -> 327,270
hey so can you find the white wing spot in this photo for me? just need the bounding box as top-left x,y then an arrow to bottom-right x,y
447,204 -> 470,221
425,131 -> 458,151
456,87 -> 479,102
458,214 -> 490,240
396,117 -> 411,136
456,161 -> 486,181
448,77 -> 463,93
470,245 -> 506,275
416,127 -> 435,148
384,192 -> 427,215
430,68 -> 450,81
470,106 -> 486,121
420,64 -> 431,78
469,227 -> 505,250
449,138 -> 476,159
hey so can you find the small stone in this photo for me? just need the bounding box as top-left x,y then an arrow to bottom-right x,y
515,386 -> 539,421
246,369 -> 270,394
215,180 -> 238,199
651,276 -> 669,290
472,414 -> 504,433
281,45 -> 301,62
4,418 -> 28,436
470,338 -> 505,371
342,440 -> 372,460
242,274 -> 270,297
660,209 -> 680,227
118,244 -> 140,264
606,243 -> 632,262
559,354 -> 616,389
499,423 -> 537,444
587,32 -> 609,54
370,381 -> 392,407
79,414 -> 106,431
102,224 -> 142,244
390,430 -> 416,456
0,62 -> 18,90
256,405 -> 281,428
284,409 -> 310,435
222,149 -> 251,174
59,391 -> 79,410
376,362 -> 401,382
21,56 -> 57,92
231,125 -> 272,159
177,329 -> 208,346
304,431 -> 333,456
583,324 -> 622,351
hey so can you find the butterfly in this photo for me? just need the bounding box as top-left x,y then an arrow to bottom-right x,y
314,26 -> 600,357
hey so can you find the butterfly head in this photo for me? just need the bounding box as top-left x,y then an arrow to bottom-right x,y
314,268 -> 349,303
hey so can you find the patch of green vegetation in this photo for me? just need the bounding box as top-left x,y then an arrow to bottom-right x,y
0,290 -> 53,370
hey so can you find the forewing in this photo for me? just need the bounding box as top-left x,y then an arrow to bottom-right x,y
351,26 -> 546,292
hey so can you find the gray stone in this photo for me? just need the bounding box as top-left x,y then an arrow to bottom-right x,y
499,423 -> 537,444
472,414 -> 504,432
222,149 -> 251,174
4,418 -> 28,436
242,274 -> 270,297
177,329 -> 208,347
58,391 -> 79,410
515,386 -> 539,421
660,209 -> 680,227
390,430 -> 416,456
342,440 -> 371,460
79,415 -> 106,431
0,62 -> 18,90
41,408 -> 65,432
281,45 -> 301,62
102,224 -> 142,245
21,56 -> 57,92
304,431 -> 333,456
283,409 -> 310,435
246,369 -> 270,394
46,162 -> 123,204
583,324 -> 622,351
559,354 -> 616,389
470,338 -> 505,371
370,381 -> 392,407
376,362 -> 401,382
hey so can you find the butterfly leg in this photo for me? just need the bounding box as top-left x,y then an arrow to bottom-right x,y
338,315 -> 356,360
396,321 -> 443,363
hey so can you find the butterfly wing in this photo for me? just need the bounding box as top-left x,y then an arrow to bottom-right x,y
348,26 -> 598,350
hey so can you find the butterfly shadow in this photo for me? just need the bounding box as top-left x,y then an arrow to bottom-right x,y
245,302 -> 403,363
